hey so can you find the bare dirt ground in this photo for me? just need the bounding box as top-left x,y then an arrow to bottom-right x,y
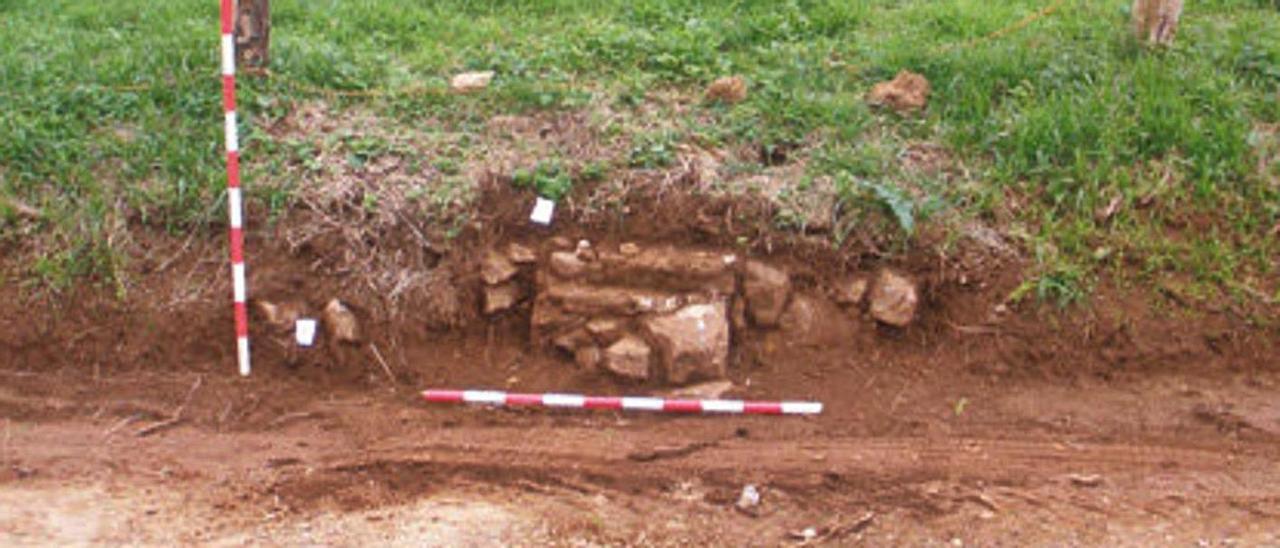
3,357 -> 1280,546
3,124 -> 1279,545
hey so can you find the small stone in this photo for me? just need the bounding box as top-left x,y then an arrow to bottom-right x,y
742,260 -> 791,327
322,299 -> 360,344
735,484 -> 761,515
835,277 -> 869,306
574,346 -> 602,370
530,298 -> 573,330
869,269 -> 919,327
449,71 -> 494,94
645,301 -> 730,385
706,75 -> 747,104
603,336 -> 651,381
666,380 -> 734,399
868,70 -> 930,112
619,242 -> 641,256
789,528 -> 818,542
507,242 -> 537,264
254,300 -> 304,331
481,250 -> 519,285
575,239 -> 597,261
549,236 -> 573,250
553,328 -> 592,353
483,284 -> 521,315
1066,473 -> 1104,488
730,298 -> 748,331
549,251 -> 588,278
585,317 -> 623,344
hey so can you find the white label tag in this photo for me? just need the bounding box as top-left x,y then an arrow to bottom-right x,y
530,197 -> 555,225
295,319 -> 318,347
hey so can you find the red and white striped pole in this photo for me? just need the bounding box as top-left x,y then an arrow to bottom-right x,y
221,0 -> 251,376
422,389 -> 824,416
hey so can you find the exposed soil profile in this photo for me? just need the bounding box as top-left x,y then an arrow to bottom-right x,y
3,128 -> 1279,545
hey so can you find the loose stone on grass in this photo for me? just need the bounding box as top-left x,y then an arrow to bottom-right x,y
450,71 -> 494,93
868,70 -> 930,112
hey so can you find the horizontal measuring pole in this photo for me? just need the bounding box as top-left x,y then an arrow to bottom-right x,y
422,389 -> 822,416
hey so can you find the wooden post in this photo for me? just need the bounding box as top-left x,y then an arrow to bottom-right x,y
235,0 -> 270,71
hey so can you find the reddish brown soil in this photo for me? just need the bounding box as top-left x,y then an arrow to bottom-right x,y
2,186 -> 1279,545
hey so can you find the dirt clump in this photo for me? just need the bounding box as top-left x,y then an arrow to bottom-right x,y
705,76 -> 748,104
868,70 -> 930,112
420,269 -> 471,330
777,293 -> 855,347
1132,0 -> 1183,46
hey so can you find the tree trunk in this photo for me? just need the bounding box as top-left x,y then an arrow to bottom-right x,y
235,0 -> 270,71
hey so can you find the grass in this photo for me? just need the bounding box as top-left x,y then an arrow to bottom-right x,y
1,0 -> 1278,305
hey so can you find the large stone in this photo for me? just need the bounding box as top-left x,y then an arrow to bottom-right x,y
742,260 -> 791,327
645,301 -> 730,385
544,284 -> 683,316
604,336 -> 651,381
598,245 -> 734,282
869,269 -> 919,327
484,284 -> 522,315
481,250 -> 519,285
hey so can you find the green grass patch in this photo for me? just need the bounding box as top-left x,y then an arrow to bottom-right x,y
1,0 -> 1277,304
